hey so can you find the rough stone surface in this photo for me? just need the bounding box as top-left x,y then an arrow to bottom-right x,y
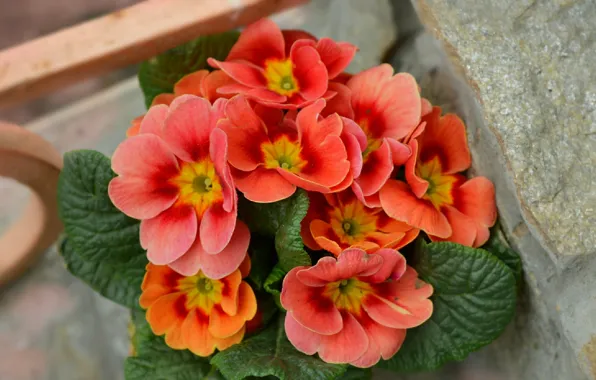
389,0 -> 596,379
419,0 -> 596,260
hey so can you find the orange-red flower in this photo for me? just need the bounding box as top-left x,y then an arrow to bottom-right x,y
208,19 -> 356,109
379,106 -> 497,247
324,64 -> 422,207
127,70 -> 235,137
301,190 -> 418,256
108,95 -> 249,278
140,261 -> 257,356
219,96 -> 351,202
281,248 -> 433,367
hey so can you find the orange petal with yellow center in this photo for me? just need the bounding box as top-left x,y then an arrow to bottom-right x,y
379,180 -> 451,239
213,326 -> 245,352
181,309 -> 216,357
146,293 -> 187,335
164,322 -> 186,350
417,107 -> 471,174
219,270 -> 242,316
139,285 -> 171,309
208,282 -> 257,339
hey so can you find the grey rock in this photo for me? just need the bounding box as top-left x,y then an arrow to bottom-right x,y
386,0 -> 596,379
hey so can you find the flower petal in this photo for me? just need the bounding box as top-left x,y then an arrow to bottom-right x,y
139,104 -> 168,136
111,134 -> 179,179
321,82 -> 354,119
145,292 -> 187,335
316,39 -> 357,79
210,128 -> 236,212
404,139 -> 429,198
201,70 -> 236,102
225,18 -> 285,66
297,249 -> 384,286
141,205 -> 198,265
209,282 -> 257,338
351,314 -> 406,367
163,95 -> 213,162
280,267 -> 343,335
181,309 -> 216,357
356,139 -> 394,196
318,312 -> 369,364
170,221 -> 249,279
220,95 -> 269,171
429,205 -> 477,247
208,59 -> 266,88
233,167 -> 296,203
360,248 -> 406,284
417,107 -> 471,174
173,70 -> 208,97
379,180 -> 452,238
108,176 -> 178,220
290,45 -> 328,101
454,177 -> 497,229
284,312 -> 321,355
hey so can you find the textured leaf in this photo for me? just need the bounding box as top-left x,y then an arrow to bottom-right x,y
138,31 -> 239,107
126,310 -> 212,380
57,150 -> 148,308
482,230 -> 522,286
337,367 -> 372,380
59,238 -> 146,309
239,190 -> 311,272
247,236 -> 277,291
264,265 -> 286,310
211,315 -> 347,380
58,150 -> 144,263
380,241 -> 516,372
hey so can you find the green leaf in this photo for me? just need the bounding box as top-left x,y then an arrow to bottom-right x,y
482,231 -> 522,286
59,238 -> 146,309
57,150 -> 148,308
247,236 -> 277,291
126,310 -> 212,380
380,241 -> 516,372
58,150 -> 144,263
239,190 -> 311,272
337,367 -> 372,380
211,315 -> 347,380
264,265 -> 286,310
138,31 -> 240,107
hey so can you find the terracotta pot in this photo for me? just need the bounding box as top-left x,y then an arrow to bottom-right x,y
0,121 -> 62,286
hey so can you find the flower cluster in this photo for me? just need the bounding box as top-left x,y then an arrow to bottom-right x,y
108,19 -> 496,368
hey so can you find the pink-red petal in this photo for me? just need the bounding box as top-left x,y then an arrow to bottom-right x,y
141,205 -> 197,265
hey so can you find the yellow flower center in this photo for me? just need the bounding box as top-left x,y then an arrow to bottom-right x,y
323,278 -> 372,314
170,159 -> 224,217
329,200 -> 378,245
177,271 -> 223,314
261,135 -> 307,173
264,59 -> 300,97
416,156 -> 458,209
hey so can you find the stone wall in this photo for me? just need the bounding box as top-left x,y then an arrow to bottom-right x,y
386,0 -> 595,379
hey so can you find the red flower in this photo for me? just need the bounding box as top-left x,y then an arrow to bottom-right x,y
108,96 -> 249,278
325,64 -> 422,207
379,106 -> 497,247
219,96 -> 351,202
140,260 -> 256,356
127,70 -> 235,137
281,248 -> 433,367
301,190 -> 418,256
208,19 -> 356,109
